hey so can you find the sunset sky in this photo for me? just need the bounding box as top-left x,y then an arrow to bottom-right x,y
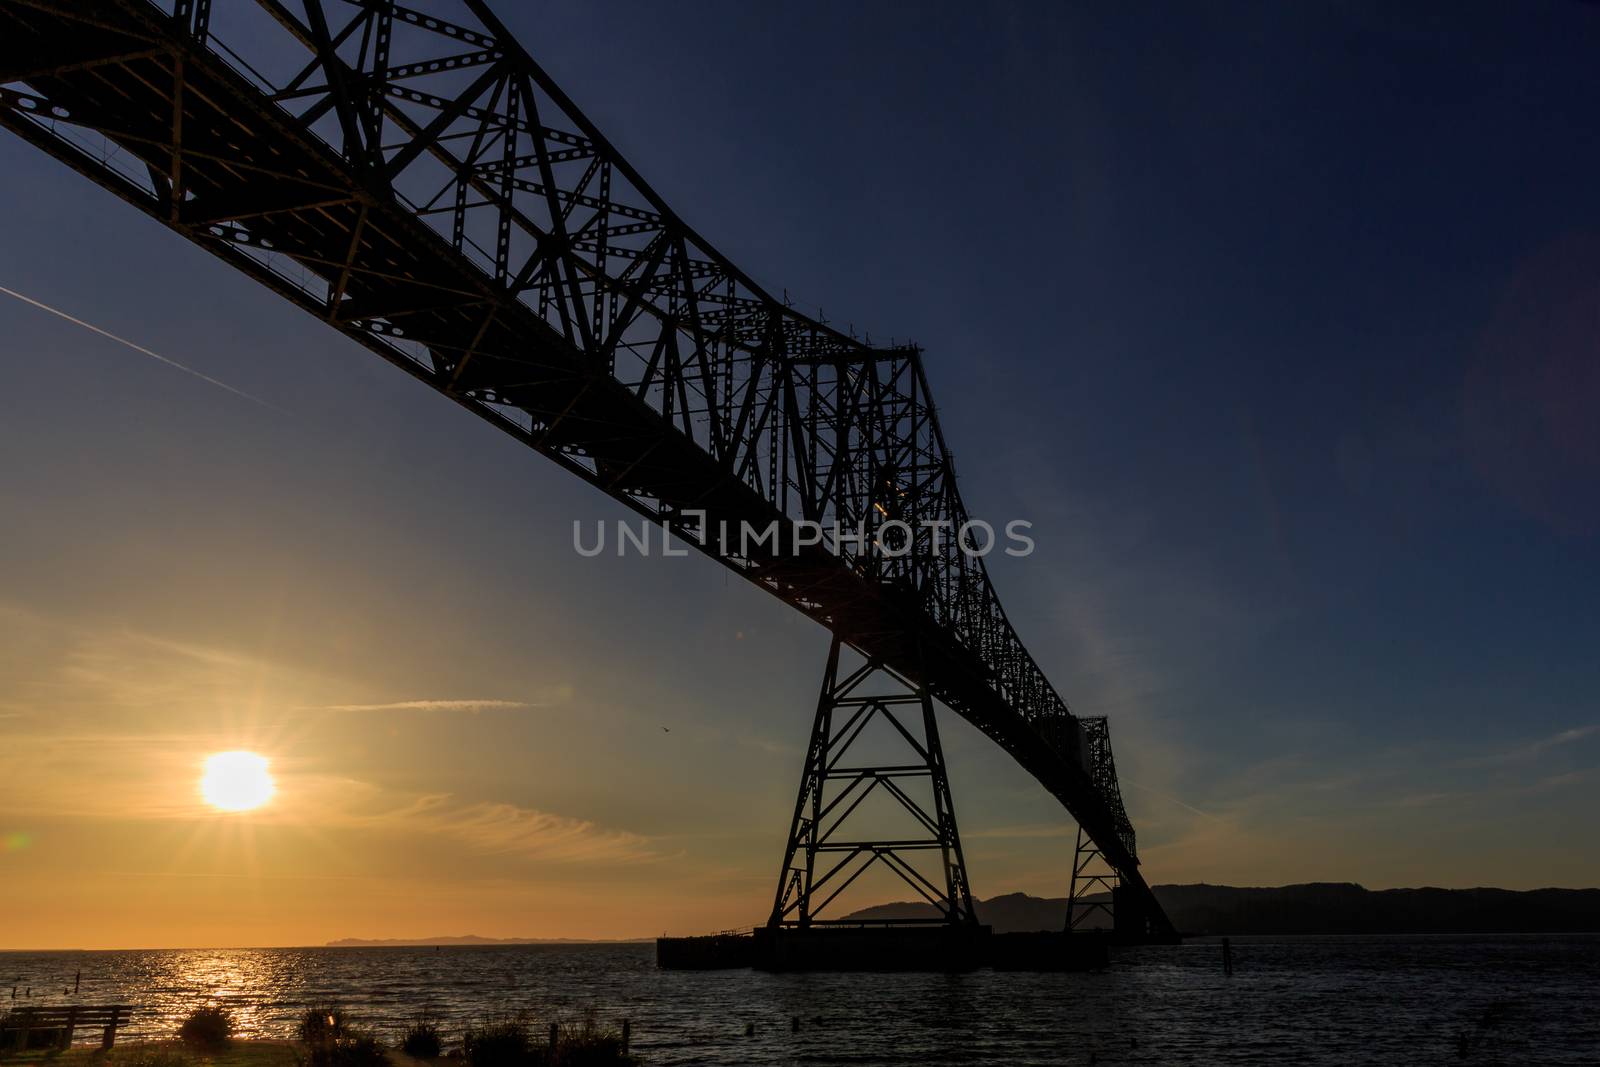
2,1 -> 1598,949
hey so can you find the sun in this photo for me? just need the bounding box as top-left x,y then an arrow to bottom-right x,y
200,751 -> 276,812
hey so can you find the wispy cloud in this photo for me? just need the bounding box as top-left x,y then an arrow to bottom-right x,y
379,794 -> 655,864
51,629 -> 279,711
306,699 -> 545,713
1454,724 -> 1600,769
1533,769 -> 1594,792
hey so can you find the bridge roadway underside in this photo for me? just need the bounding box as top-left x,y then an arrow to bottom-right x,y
0,0 -> 1171,935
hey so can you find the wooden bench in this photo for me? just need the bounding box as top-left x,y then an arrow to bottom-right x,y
1,1005 -> 133,1052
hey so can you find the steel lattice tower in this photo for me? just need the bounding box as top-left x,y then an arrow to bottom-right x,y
770,638 -> 978,929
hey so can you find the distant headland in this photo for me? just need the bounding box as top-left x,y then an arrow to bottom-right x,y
325,935 -> 651,947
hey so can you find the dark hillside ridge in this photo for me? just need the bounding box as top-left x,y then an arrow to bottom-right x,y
841,884 -> 1600,935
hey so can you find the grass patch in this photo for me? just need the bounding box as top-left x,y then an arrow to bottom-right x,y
460,1018 -> 528,1067
0,1041 -> 300,1067
548,1013 -> 637,1067
458,1013 -> 637,1067
298,1035 -> 385,1067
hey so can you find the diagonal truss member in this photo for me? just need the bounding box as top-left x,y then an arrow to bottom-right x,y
770,638 -> 978,929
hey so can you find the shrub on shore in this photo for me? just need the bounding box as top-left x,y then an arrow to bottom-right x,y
461,1018 -> 530,1067
399,1019 -> 443,1059
295,1004 -> 387,1067
298,1006 -> 351,1044
550,1015 -> 638,1067
178,1005 -> 236,1049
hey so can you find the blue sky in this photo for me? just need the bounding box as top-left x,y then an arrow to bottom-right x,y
1,1 -> 1597,945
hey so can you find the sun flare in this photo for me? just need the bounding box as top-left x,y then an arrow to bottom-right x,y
200,750 -> 276,812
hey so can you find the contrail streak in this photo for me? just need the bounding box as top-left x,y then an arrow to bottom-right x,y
0,283 -> 283,412
1125,779 -> 1222,822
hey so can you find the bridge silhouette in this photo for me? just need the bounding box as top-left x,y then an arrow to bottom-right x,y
1,0 -> 1175,944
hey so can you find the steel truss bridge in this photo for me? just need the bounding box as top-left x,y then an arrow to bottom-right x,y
0,0 -> 1174,939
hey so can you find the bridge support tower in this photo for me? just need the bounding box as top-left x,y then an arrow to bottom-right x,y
768,637 -> 978,931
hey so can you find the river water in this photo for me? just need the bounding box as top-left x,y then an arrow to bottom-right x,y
4,936 -> 1597,1065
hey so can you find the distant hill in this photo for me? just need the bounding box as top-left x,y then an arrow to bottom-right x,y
325,935 -> 647,947
840,884 -> 1600,935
